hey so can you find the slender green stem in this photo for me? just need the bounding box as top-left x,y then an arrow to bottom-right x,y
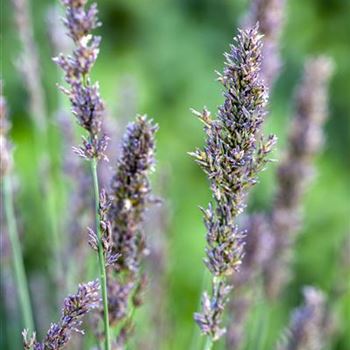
91,158 -> 111,350
3,175 -> 34,331
204,336 -> 214,350
32,123 -> 64,306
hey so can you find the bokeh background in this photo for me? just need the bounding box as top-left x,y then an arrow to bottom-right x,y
1,0 -> 350,349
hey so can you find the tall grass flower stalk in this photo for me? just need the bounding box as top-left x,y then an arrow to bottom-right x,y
277,287 -> 327,350
1,83 -> 34,333
225,1 -> 286,345
226,56 -> 333,346
190,24 -> 276,348
107,115 -> 158,346
263,56 -> 334,298
53,0 -> 111,349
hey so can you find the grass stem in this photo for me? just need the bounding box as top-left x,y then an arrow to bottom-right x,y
3,175 -> 34,332
204,336 -> 214,350
91,158 -> 111,350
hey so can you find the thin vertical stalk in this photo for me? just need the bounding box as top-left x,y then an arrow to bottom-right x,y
12,0 -> 64,295
204,336 -> 214,350
3,175 -> 34,332
34,125 -> 63,287
91,158 -> 111,350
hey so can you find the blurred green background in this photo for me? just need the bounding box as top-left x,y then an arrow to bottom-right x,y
1,0 -> 350,349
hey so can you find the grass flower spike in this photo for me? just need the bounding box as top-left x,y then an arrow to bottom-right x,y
109,115 -> 158,274
277,287 -> 327,350
54,1 -> 111,348
264,56 -> 334,298
23,281 -> 100,350
191,24 -> 276,346
107,115 -> 158,343
54,0 -> 108,161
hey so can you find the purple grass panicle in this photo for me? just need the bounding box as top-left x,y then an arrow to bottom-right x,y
264,56 -> 334,298
195,280 -> 233,341
88,189 -> 120,267
22,280 -> 100,350
191,24 -> 276,343
244,0 -> 286,87
106,115 -> 158,343
109,115 -> 158,274
226,56 -> 333,347
277,287 -> 327,350
53,0 -> 108,161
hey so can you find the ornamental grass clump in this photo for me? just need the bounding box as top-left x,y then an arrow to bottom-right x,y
3,0 -> 342,348
190,24 -> 276,347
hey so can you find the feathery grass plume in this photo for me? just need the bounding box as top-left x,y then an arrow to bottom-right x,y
190,24 -> 276,346
54,1 -> 112,348
1,82 -> 34,333
22,280 -> 100,350
11,0 -> 47,131
54,0 -> 108,162
277,287 -> 327,350
107,115 -> 158,344
263,57 -> 334,298
244,0 -> 286,87
226,55 -> 333,346
109,115 -> 158,273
